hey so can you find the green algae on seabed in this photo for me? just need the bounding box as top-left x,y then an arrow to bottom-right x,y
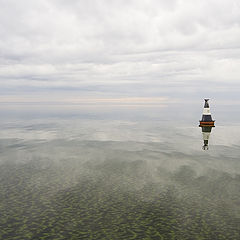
0,158 -> 240,240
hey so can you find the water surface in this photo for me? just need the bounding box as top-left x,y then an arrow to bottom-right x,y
0,104 -> 239,239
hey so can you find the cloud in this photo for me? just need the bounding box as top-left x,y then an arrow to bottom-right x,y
0,0 -> 240,102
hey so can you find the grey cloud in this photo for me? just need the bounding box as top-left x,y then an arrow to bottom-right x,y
0,0 -> 240,102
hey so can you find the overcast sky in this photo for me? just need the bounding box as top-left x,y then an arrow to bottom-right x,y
0,0 -> 240,104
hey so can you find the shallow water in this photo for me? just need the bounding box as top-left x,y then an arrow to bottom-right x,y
0,104 -> 240,239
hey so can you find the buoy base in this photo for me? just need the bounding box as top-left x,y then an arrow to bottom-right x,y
199,121 -> 215,127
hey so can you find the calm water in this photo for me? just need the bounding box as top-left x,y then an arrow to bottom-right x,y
0,104 -> 240,239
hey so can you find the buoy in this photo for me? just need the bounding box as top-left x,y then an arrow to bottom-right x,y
199,99 -> 215,127
199,99 -> 215,150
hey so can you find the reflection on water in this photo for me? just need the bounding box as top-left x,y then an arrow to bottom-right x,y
0,104 -> 240,239
200,126 -> 214,150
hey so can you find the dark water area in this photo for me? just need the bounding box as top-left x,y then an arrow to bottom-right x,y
0,104 -> 240,239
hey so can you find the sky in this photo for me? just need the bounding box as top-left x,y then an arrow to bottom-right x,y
0,0 -> 240,105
